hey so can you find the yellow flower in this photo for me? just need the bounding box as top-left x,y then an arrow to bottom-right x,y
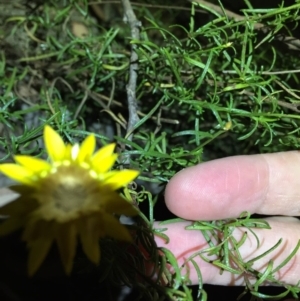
0,126 -> 139,276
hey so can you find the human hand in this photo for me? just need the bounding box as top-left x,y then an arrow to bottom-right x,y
155,151 -> 300,288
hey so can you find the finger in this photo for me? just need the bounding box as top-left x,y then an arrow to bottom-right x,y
165,151 -> 300,220
155,217 -> 300,286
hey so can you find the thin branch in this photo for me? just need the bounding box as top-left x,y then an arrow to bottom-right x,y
222,69 -> 300,75
121,0 -> 140,166
191,0 -> 263,28
190,0 -> 300,51
90,1 -> 206,14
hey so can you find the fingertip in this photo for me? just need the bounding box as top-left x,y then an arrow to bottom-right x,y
164,155 -> 269,220
165,167 -> 199,218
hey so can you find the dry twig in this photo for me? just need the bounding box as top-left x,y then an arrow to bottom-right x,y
121,0 -> 140,140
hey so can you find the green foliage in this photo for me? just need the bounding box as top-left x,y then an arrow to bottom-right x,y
1,0 -> 300,300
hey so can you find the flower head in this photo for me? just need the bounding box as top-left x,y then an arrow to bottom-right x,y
0,126 -> 139,276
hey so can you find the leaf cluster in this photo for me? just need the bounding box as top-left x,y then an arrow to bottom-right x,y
1,0 -> 300,300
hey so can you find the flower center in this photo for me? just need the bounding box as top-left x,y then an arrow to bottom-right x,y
52,176 -> 88,212
38,164 -> 100,215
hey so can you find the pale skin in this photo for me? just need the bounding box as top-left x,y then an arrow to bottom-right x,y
155,151 -> 300,297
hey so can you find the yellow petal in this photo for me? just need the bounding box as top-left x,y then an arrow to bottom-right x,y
0,196 -> 37,216
0,164 -> 36,186
64,144 -> 73,161
77,134 -> 95,163
70,143 -> 80,161
94,154 -> 118,173
103,170 -> 139,190
9,184 -> 33,194
0,217 -> 25,235
27,238 -> 53,276
22,219 -> 50,241
102,192 -> 137,216
14,155 -> 51,174
56,222 -> 77,275
24,220 -> 55,276
44,125 -> 66,162
102,213 -> 132,242
91,143 -> 116,166
78,215 -> 103,264
29,202 -> 57,221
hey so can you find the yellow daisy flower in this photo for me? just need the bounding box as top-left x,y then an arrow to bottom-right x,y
0,126 -> 139,276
